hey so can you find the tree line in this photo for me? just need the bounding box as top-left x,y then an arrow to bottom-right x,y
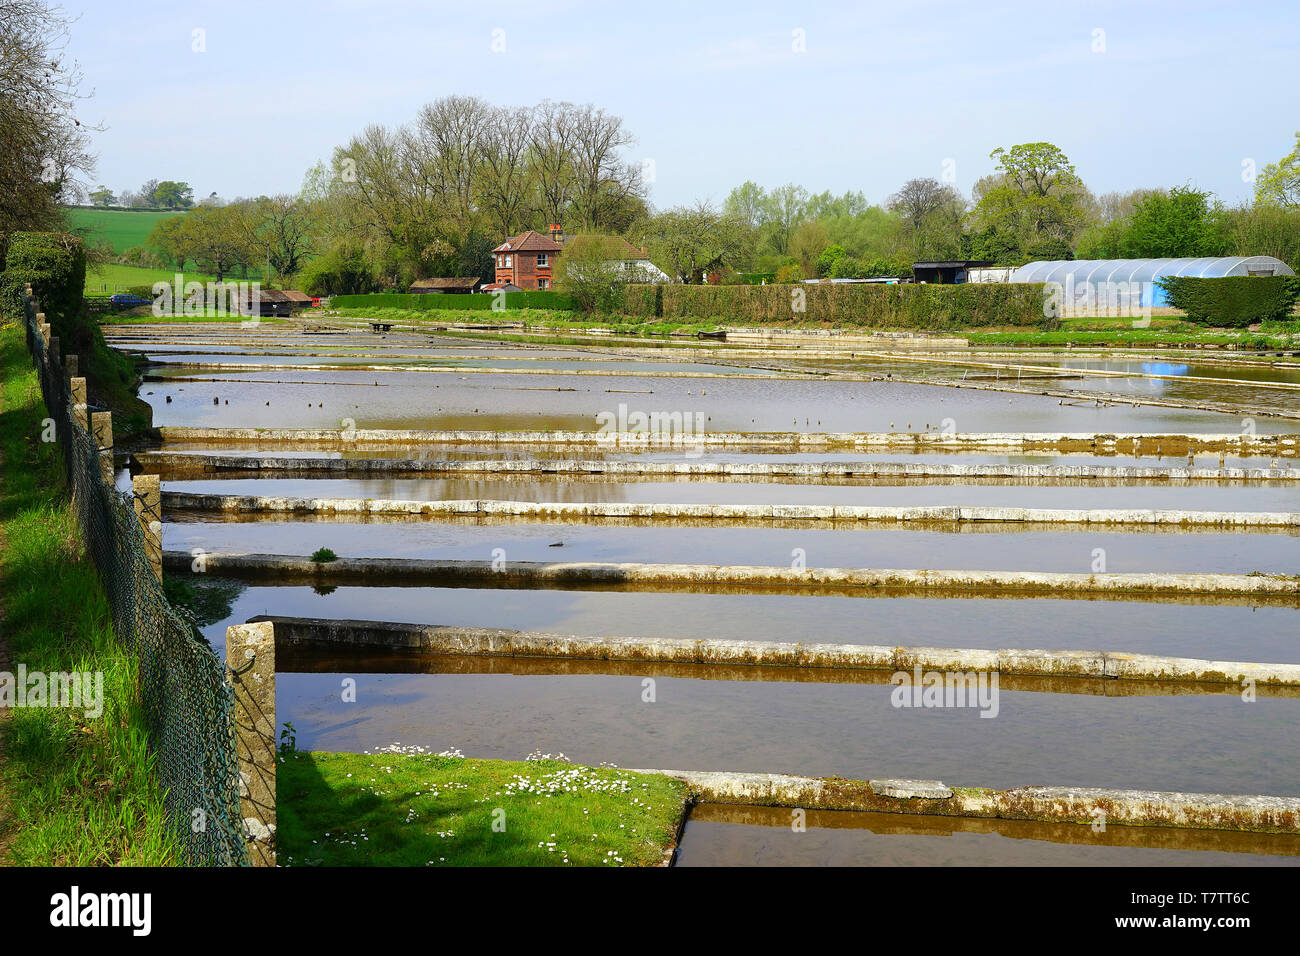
46,81 -> 1300,297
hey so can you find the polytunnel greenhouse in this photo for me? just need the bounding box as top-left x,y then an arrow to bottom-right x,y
1008,256 -> 1296,306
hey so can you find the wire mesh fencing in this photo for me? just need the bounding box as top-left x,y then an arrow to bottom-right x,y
21,294 -> 248,866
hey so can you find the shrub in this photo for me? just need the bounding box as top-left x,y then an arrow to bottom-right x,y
1156,275 -> 1300,327
828,256 -> 867,279
0,232 -> 88,344
310,547 -> 338,563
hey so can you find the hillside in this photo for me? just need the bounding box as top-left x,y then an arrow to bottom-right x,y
64,206 -> 184,253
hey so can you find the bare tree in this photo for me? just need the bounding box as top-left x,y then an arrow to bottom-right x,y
529,99 -> 579,227
887,178 -> 962,236
476,105 -> 535,237
0,0 -> 97,255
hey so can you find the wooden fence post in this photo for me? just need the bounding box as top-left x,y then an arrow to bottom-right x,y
226,621 -> 277,866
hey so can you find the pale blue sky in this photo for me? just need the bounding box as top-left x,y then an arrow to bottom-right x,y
67,0 -> 1299,208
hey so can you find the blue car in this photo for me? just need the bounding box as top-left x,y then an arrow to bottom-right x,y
109,293 -> 150,306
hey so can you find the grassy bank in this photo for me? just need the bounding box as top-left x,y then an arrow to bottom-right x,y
327,305 -> 722,337
278,748 -> 689,866
325,305 -> 1300,349
0,320 -> 178,865
966,319 -> 1300,349
100,310 -> 293,325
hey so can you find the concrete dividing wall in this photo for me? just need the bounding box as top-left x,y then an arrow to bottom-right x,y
161,491 -> 1300,529
158,426 -> 1300,456
162,550 -> 1300,601
256,615 -> 1300,686
140,451 -> 1300,483
629,769 -> 1300,834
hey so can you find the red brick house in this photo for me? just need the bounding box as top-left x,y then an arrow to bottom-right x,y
491,225 -> 564,290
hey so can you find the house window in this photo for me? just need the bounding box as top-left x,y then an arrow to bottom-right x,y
536,254 -> 548,266
504,255 -> 512,268
537,277 -> 549,289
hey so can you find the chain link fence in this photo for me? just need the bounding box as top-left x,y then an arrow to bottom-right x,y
21,293 -> 248,866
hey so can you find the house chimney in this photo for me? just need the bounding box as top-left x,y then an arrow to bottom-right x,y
548,223 -> 562,242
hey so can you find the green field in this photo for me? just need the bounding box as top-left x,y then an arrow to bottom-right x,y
85,262 -> 257,294
64,207 -> 183,254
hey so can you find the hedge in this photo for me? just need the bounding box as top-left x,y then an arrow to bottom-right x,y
0,231 -> 140,420
1156,275 -> 1300,328
618,282 -> 1049,329
329,290 -> 576,312
0,232 -> 89,346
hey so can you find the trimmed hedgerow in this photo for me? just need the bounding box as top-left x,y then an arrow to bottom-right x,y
617,281 -> 1048,328
1156,275 -> 1300,328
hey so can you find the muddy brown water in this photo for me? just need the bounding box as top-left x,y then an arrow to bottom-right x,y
140,367 -> 1297,433
673,804 -> 1300,865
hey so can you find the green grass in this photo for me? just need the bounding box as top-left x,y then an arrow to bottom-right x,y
65,207 -> 183,255
0,320 -> 180,865
965,326 -> 1300,349
332,305 -> 723,338
278,748 -> 689,866
84,262 -> 262,294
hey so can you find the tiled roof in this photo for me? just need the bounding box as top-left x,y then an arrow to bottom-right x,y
493,230 -> 564,253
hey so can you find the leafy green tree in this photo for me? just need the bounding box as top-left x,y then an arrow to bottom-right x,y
88,186 -> 115,206
298,241 -> 377,296
153,180 -> 194,209
645,201 -> 751,283
1255,132 -> 1300,208
828,255 -> 866,278
816,244 -> 846,277
971,143 -> 1090,264
0,0 -> 96,257
1118,186 -> 1229,257
761,183 -> 810,255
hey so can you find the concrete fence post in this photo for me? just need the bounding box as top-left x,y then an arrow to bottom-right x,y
64,353 -> 78,381
69,376 -> 88,432
91,411 -> 114,485
226,621 -> 277,867
49,334 -> 61,369
131,474 -> 163,582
